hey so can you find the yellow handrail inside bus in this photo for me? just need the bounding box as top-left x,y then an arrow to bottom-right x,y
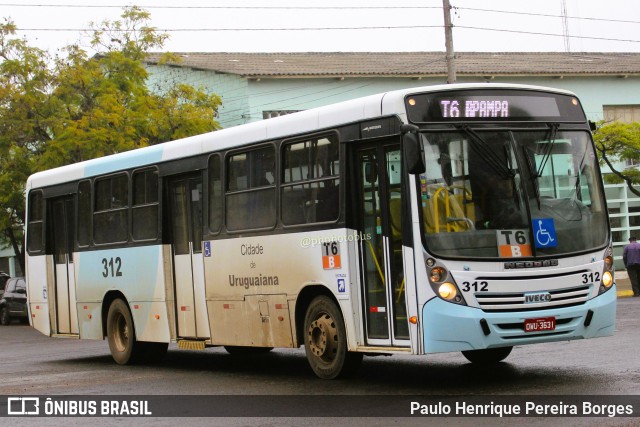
366,239 -> 386,286
430,185 -> 473,233
365,236 -> 406,305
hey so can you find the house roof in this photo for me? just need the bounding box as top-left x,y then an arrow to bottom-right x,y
144,52 -> 640,78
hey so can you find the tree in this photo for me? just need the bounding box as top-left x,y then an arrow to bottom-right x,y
0,7 -> 222,271
0,19 -> 56,272
41,6 -> 221,167
593,121 -> 640,197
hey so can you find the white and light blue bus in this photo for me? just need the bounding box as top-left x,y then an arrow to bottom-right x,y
25,83 -> 616,379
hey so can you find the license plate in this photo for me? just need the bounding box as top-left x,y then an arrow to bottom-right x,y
524,317 -> 556,332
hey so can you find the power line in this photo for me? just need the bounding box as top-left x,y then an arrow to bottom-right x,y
14,25 -> 443,32
456,25 -> 640,44
13,24 -> 640,45
0,3 -> 441,9
5,5 -> 640,47
455,6 -> 640,25
4,3 -> 640,26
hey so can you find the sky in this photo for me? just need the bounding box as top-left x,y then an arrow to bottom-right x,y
1,0 -> 639,54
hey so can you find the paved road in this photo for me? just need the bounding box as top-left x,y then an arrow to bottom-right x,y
0,297 -> 638,426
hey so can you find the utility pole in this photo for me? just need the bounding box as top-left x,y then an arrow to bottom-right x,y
561,0 -> 571,52
442,0 -> 456,83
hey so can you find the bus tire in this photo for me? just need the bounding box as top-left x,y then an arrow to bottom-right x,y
106,298 -> 142,365
461,346 -> 513,364
304,296 -> 362,379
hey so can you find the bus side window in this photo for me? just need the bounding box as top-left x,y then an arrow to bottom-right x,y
208,154 -> 222,233
132,168 -> 159,241
226,146 -> 276,231
27,190 -> 45,253
94,173 -> 129,244
77,180 -> 92,246
281,134 -> 339,225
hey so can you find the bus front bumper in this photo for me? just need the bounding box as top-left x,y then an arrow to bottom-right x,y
421,285 -> 617,353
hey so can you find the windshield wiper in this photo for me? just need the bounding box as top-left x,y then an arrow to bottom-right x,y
523,145 -> 542,209
524,123 -> 560,209
535,123 -> 560,178
457,126 -> 515,180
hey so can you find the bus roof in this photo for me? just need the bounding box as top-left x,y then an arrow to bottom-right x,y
26,82 -> 576,190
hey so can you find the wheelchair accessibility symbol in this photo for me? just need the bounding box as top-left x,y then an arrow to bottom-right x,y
532,218 -> 558,248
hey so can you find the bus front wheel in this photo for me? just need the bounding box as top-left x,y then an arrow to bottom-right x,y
303,296 -> 362,379
461,346 -> 513,364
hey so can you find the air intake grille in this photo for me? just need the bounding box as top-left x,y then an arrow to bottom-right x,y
475,285 -> 591,312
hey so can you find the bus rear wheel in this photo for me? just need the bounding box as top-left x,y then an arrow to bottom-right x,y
461,346 -> 513,364
106,299 -> 168,365
304,296 -> 362,379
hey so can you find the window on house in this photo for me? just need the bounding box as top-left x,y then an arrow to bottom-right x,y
603,105 -> 640,123
263,110 -> 299,120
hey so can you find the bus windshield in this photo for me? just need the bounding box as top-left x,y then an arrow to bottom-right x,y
418,128 -> 608,258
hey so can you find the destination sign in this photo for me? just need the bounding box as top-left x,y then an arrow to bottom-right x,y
406,89 -> 586,123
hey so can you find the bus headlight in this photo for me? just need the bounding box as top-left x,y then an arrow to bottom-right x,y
426,261 -> 467,305
602,271 -> 613,288
599,249 -> 614,295
438,282 -> 457,300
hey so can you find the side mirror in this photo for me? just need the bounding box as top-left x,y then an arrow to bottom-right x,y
402,124 -> 425,174
364,161 -> 378,184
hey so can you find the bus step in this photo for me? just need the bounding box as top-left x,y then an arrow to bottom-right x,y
177,340 -> 206,351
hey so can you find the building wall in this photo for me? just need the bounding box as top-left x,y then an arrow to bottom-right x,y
146,64 -> 250,128
146,64 -> 640,126
241,75 -> 640,125
145,64 -> 640,266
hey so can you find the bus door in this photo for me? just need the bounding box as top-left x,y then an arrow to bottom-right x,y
167,173 -> 210,340
355,141 -> 410,346
49,196 -> 79,335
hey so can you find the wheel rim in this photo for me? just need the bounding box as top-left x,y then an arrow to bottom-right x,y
113,313 -> 129,353
307,312 -> 338,363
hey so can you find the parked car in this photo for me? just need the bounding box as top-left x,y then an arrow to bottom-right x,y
0,273 -> 9,299
0,276 -> 28,325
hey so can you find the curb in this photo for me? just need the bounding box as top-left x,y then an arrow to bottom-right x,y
617,289 -> 634,298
